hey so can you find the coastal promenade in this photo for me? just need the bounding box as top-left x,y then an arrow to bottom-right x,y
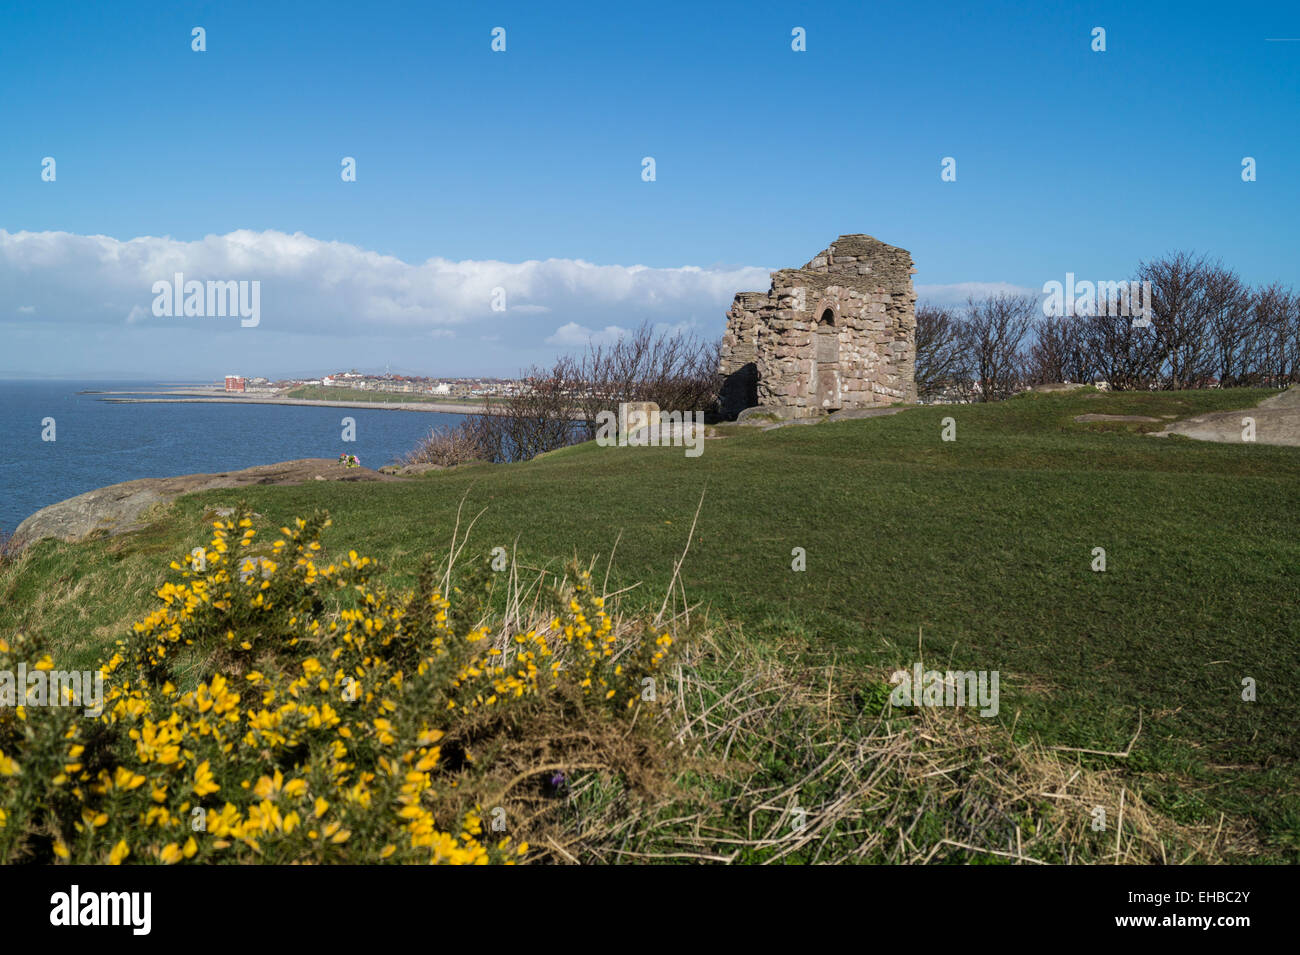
83,388 -> 497,416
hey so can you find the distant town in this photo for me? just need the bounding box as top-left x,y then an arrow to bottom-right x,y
221,371 -> 522,397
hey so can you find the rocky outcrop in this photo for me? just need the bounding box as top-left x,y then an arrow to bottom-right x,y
1031,382 -> 1090,393
12,459 -> 399,549
377,462 -> 447,476
1149,387 -> 1300,446
1075,413 -> 1162,423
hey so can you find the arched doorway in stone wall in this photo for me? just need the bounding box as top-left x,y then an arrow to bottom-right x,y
814,306 -> 842,411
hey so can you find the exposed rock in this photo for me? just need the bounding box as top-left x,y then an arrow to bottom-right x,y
378,462 -> 447,476
827,407 -> 906,422
736,407 -> 783,425
619,401 -> 659,441
12,459 -> 399,549
1033,382 -> 1090,393
1149,387 -> 1300,446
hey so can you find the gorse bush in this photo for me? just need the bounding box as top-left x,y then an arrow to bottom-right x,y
0,510 -> 679,864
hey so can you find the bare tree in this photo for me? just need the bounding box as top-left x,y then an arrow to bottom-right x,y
915,303 -> 968,397
1204,265 -> 1254,387
1249,283 -> 1299,386
933,252 -> 1295,397
408,359 -> 587,466
497,356 -> 586,459
1282,289 -> 1300,384
960,293 -> 1035,401
1080,308 -> 1158,391
1060,314 -> 1093,385
1139,252 -> 1214,389
572,322 -> 719,438
407,322 -> 721,465
1027,314 -> 1089,385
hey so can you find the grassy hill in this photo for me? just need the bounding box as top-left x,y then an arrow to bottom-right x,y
4,386 -> 1298,861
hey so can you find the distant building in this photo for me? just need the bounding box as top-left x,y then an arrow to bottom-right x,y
225,375 -> 246,393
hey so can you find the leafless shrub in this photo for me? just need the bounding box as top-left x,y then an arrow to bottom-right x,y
931,253 -> 1296,396
495,357 -> 586,460
1079,306 -> 1159,391
1026,313 -> 1089,386
915,304 -> 968,398
458,323 -> 720,463
1138,252 -> 1215,389
1205,265 -> 1254,387
960,293 -> 1036,401
571,323 -> 720,438
1066,253 -> 1297,391
402,416 -> 501,467
1247,283 -> 1300,386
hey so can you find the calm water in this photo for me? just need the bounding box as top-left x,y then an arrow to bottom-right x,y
0,381 -> 465,533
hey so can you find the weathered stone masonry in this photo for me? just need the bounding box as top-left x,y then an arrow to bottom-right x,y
718,235 -> 917,418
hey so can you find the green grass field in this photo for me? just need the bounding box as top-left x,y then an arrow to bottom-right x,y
285,384 -> 493,405
4,386 -> 1298,860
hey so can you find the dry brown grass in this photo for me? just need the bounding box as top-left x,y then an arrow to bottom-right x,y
401,417 -> 495,468
514,629 -> 1257,864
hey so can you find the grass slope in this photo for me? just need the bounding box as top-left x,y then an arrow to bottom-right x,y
4,387 -> 1298,858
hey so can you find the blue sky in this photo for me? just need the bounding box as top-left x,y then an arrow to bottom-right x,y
1,0 -> 1297,378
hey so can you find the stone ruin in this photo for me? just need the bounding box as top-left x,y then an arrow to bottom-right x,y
718,234 -> 918,419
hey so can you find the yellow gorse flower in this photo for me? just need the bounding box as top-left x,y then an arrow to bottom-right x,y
193,760 -> 220,797
0,513 -> 674,866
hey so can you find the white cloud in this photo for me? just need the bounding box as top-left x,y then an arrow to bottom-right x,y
545,322 -> 630,346
0,228 -> 1033,378
915,282 -> 1036,307
0,229 -> 771,337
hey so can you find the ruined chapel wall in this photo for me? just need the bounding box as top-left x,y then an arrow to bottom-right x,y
720,235 -> 918,417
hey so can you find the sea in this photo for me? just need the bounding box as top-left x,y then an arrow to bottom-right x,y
0,380 -> 466,534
